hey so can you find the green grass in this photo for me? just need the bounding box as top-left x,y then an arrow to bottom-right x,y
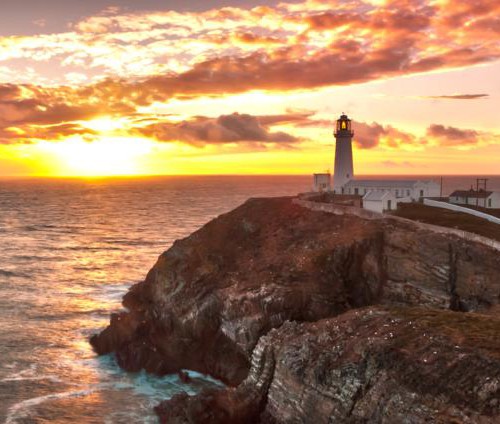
391,307 -> 500,358
391,203 -> 500,242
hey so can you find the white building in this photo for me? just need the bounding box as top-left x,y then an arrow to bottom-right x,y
449,190 -> 500,209
313,173 -> 331,192
363,190 -> 396,213
344,179 -> 440,202
311,113 -> 441,213
333,114 -> 354,193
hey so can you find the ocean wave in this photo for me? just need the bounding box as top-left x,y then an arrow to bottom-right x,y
95,284 -> 132,301
4,378 -> 184,424
0,269 -> 30,278
23,224 -> 58,232
57,246 -> 124,252
12,254 -> 67,262
0,269 -> 17,277
1,374 -> 63,384
5,387 -> 104,424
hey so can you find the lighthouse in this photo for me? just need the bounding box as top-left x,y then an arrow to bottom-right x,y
333,113 -> 354,193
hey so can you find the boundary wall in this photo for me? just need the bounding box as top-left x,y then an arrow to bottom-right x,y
293,195 -> 500,252
423,198 -> 500,225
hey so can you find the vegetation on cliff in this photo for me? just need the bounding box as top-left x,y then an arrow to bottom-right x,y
393,202 -> 500,242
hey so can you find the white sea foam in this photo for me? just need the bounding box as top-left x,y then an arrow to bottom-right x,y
97,283 -> 132,302
3,364 -> 37,381
6,388 -> 97,424
5,382 -> 134,424
1,374 -> 63,384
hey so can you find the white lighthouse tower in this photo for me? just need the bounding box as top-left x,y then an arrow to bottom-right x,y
333,113 -> 354,193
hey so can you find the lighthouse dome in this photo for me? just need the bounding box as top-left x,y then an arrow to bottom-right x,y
335,113 -> 353,136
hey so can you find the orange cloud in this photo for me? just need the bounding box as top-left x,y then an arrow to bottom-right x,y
136,113 -> 301,147
354,122 -> 423,150
0,0 -> 499,150
0,0 -> 499,88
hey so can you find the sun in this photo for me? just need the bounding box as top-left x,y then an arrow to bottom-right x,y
81,117 -> 126,133
41,136 -> 153,177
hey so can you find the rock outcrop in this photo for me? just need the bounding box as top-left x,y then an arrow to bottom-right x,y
90,197 -> 500,422
156,306 -> 500,423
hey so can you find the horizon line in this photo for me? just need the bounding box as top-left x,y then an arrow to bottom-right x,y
1,173 -> 500,179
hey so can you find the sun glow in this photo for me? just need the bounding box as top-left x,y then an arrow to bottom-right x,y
81,117 -> 126,133
41,136 -> 153,176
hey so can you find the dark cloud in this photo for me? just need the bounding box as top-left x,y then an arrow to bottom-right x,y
136,47 -> 413,102
424,94 -> 489,100
306,12 -> 364,30
427,124 -> 479,146
136,112 -> 300,146
234,32 -> 282,44
256,110 -> 315,126
0,84 -> 22,101
0,122 -> 97,144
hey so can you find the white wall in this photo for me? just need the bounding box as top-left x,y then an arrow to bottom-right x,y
363,195 -> 396,213
450,192 -> 500,209
313,174 -> 331,192
345,182 -> 439,201
489,192 -> 500,208
333,134 -> 354,193
363,200 -> 384,213
424,199 -> 500,224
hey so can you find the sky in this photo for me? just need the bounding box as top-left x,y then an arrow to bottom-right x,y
0,0 -> 499,177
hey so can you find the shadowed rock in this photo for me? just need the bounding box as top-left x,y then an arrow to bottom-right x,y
90,197 -> 500,422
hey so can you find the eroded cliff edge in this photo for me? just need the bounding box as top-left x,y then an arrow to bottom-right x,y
90,197 -> 500,423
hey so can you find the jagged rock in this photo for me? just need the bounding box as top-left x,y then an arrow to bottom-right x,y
90,197 -> 500,422
156,307 -> 500,423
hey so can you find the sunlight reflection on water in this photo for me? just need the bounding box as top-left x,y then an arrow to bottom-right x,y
0,176 -> 309,423
1,175 -> 498,422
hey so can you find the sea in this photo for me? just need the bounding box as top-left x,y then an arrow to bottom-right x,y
1,175 -> 499,423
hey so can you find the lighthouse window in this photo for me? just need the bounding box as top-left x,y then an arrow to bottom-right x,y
341,121 -> 347,130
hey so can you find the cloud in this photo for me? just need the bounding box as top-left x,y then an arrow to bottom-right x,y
256,110 -> 316,126
424,94 -> 489,100
353,122 -> 421,150
427,124 -> 480,146
352,121 -> 500,150
136,113 -> 300,147
0,123 -> 97,144
353,122 -> 386,149
0,0 -> 499,148
0,0 -> 499,92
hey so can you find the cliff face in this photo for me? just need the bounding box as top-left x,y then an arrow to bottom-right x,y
90,197 -> 500,422
157,307 -> 500,423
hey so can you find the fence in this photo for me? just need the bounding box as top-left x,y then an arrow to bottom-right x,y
423,199 -> 500,225
293,196 -> 500,252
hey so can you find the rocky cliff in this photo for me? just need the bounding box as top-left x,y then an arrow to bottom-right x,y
90,197 -> 500,423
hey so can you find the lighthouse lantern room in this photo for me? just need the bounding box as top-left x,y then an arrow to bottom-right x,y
333,114 -> 354,193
